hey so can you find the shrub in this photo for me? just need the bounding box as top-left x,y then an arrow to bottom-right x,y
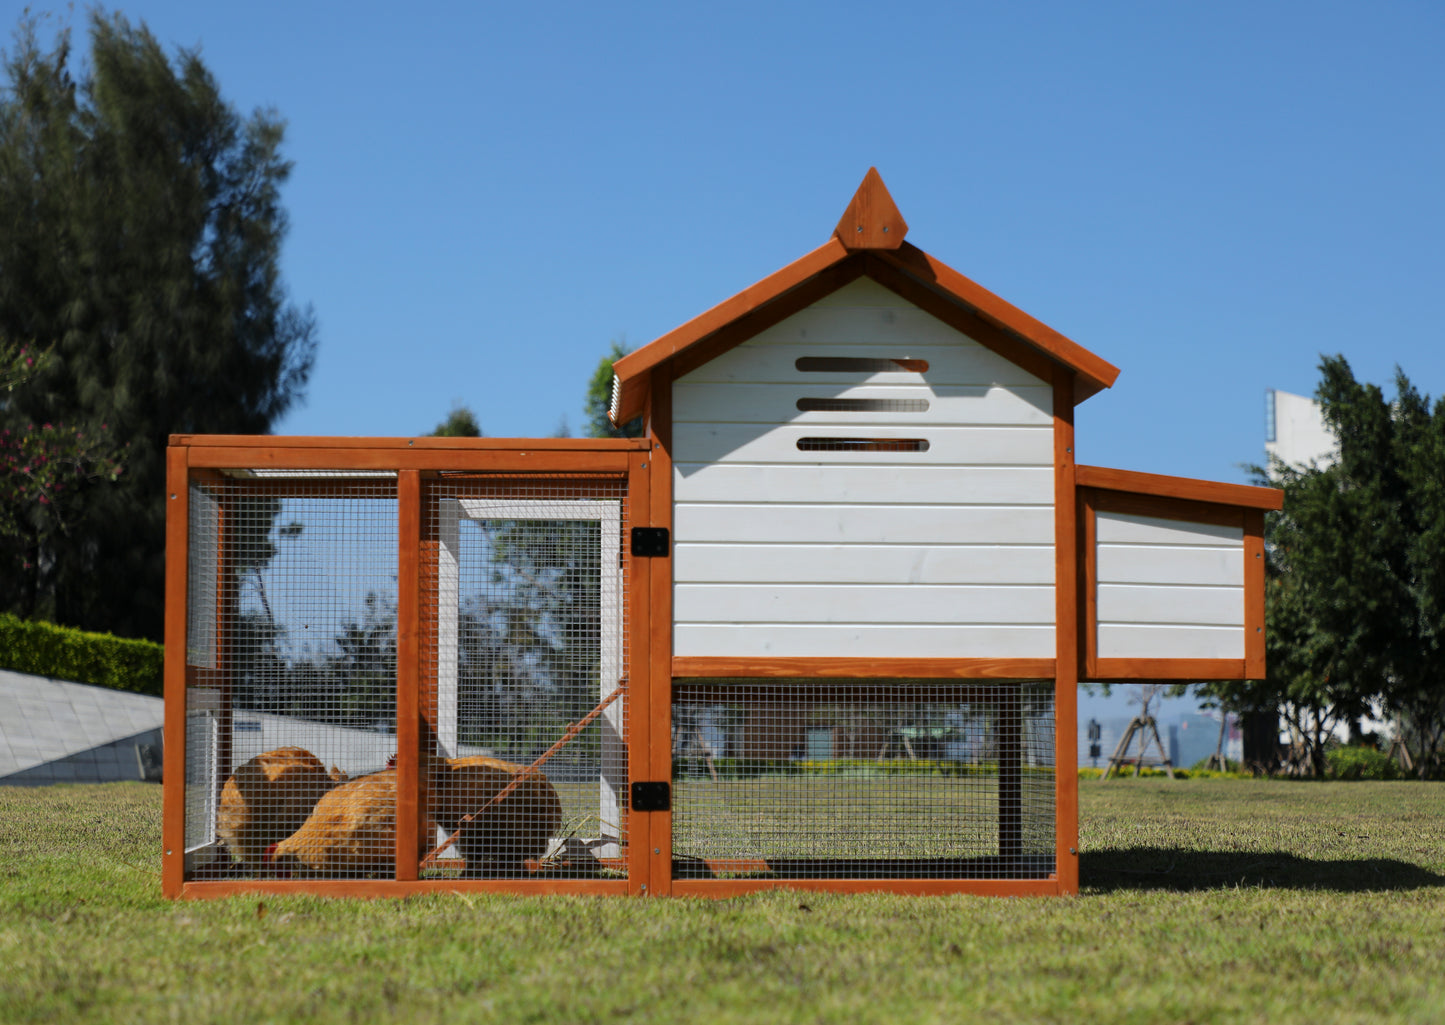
1326,745 -> 1402,781
0,613 -> 163,696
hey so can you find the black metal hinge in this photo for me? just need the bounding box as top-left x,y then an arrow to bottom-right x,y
630,781 -> 671,812
630,527 -> 670,557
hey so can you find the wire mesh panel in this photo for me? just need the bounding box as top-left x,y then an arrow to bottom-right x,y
420,476 -> 628,879
185,473 -> 400,880
672,680 -> 1055,880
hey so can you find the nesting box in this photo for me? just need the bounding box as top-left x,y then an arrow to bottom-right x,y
163,170 -> 1280,898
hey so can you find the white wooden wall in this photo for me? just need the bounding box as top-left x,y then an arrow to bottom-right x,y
671,278 -> 1056,659
1095,511 -> 1245,659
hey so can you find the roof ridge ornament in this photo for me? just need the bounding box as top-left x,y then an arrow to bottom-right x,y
833,167 -> 908,250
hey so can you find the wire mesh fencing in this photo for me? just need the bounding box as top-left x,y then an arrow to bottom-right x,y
181,470 -> 630,882
420,475 -> 629,879
671,680 -> 1056,880
186,472 -> 401,879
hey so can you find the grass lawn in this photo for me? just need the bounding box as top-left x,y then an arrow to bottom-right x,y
0,779 -> 1441,1024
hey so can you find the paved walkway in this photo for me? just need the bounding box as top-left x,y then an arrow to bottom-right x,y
0,669 -> 163,784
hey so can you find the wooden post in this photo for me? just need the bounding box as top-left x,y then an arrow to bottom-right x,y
395,470 -> 421,881
645,368 -> 674,895
162,444 -> 190,898
1053,369 -> 1080,892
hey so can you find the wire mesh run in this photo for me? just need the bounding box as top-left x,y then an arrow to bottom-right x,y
420,476 -> 629,879
671,680 -> 1055,880
185,474 -> 400,879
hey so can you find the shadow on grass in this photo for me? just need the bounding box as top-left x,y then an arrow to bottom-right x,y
1082,848 -> 1445,893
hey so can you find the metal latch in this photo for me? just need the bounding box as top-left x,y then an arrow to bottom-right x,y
630,527 -> 670,557
630,781 -> 671,812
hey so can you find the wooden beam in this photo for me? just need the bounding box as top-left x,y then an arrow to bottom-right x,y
625,446 -> 652,894
1076,465 -> 1283,510
162,445 -> 190,899
1052,369 -> 1080,895
1086,658 -> 1249,681
667,259 -> 866,382
877,244 -> 1120,400
395,470 -> 422,882
863,255 -> 1056,385
609,237 -> 854,424
672,877 -> 1061,898
170,435 -> 648,452
178,878 -> 632,899
645,368 -> 674,896
183,447 -> 637,474
1243,509 -> 1267,679
674,681 -> 1015,704
671,657 -> 1055,680
1080,488 -> 1101,681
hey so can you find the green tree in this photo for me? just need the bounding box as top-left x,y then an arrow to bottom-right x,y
1203,356 -> 1445,777
0,11 -> 316,639
586,341 -> 642,439
430,404 -> 483,438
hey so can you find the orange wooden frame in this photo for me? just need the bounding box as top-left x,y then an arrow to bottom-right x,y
164,436 -> 650,900
1076,469 -> 1278,683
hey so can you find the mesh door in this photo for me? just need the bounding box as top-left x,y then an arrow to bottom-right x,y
672,680 -> 1056,879
185,474 -> 400,879
421,476 -> 628,879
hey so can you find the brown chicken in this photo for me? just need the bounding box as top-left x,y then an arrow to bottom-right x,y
217,747 -> 340,869
267,768 -> 431,878
264,754 -> 563,879
431,756 -> 563,877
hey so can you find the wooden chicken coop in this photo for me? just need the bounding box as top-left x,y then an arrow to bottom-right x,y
163,169 -> 1281,899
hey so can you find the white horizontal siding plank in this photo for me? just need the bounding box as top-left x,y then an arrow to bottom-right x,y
1096,512 -> 1243,547
674,584 -> 1056,626
675,465 -> 1055,505
673,503 -> 1056,545
672,382 -> 1053,426
674,543 -> 1056,585
672,424 -> 1054,468
1096,545 -> 1244,587
1096,583 -> 1244,628
1097,624 -> 1245,660
680,335 -> 1044,389
674,623 -> 1057,659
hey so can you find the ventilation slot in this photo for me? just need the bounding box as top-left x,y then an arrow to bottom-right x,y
796,438 -> 930,453
796,398 -> 930,413
795,357 -> 929,373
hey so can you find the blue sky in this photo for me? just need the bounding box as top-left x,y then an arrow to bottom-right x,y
17,0 -> 1442,487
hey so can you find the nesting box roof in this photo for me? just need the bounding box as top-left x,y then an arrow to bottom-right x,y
609,169 -> 1121,427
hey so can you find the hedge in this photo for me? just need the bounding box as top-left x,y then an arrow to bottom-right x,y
0,614 -> 163,697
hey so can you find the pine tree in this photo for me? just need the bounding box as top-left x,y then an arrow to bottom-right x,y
0,11 -> 316,638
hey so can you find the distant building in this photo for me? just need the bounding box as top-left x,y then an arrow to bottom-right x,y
1265,389 -> 1335,468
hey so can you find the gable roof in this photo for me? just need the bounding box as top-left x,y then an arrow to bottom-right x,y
609,169 -> 1121,426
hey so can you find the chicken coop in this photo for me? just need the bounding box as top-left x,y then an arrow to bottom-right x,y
163,169 -> 1281,898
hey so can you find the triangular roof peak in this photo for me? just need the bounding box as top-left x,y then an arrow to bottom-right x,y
609,171 -> 1120,426
834,168 -> 908,250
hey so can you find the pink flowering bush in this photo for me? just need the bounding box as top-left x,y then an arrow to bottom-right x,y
1,343 -> 126,574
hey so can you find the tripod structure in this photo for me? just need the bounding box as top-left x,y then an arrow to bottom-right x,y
1102,685 -> 1175,780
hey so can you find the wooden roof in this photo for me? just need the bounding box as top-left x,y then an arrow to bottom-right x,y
609,169 -> 1121,426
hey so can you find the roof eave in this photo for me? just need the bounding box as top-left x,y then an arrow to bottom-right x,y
609,236 -> 853,425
